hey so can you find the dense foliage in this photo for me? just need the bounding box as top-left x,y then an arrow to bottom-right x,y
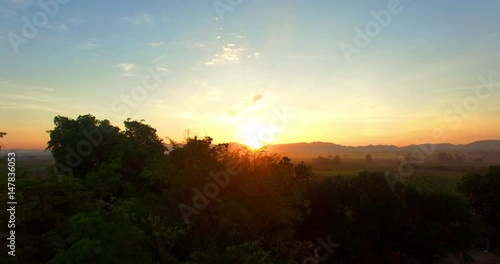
1,115 -> 498,263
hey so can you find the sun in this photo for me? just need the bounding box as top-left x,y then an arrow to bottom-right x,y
245,138 -> 264,150
239,120 -> 266,150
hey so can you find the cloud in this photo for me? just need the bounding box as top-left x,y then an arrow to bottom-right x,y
0,80 -> 64,112
151,55 -> 171,74
124,13 -> 155,25
227,94 -> 265,118
245,94 -> 264,106
0,80 -> 54,91
44,23 -> 68,32
0,101 -> 62,113
77,41 -> 99,50
205,43 -> 245,65
147,41 -> 165,47
116,63 -> 137,76
245,52 -> 261,59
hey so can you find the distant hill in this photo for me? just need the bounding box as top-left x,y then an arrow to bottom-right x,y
265,140 -> 500,155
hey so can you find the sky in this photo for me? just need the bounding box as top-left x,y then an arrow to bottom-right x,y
1,0 -> 499,149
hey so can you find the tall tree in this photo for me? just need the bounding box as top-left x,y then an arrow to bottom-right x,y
46,115 -> 120,179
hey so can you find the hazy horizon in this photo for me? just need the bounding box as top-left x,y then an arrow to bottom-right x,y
4,138 -> 500,151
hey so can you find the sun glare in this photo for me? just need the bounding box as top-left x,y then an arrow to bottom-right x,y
239,120 -> 266,149
245,139 -> 264,150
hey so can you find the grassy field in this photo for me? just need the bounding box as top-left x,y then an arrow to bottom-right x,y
309,154 -> 495,192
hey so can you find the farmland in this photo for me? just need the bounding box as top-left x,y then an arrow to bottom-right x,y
299,151 -> 497,192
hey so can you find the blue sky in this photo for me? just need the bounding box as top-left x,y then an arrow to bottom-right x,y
1,0 -> 499,149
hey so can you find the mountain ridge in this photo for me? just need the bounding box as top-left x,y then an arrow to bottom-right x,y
263,139 -> 500,154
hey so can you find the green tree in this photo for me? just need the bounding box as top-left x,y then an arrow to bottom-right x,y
46,114 -> 120,179
49,199 -> 155,264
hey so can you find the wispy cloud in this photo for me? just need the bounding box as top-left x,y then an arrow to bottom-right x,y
124,13 -> 155,25
147,41 -> 165,47
116,63 -> 137,76
44,23 -> 68,32
249,52 -> 261,58
246,94 -> 263,106
0,93 -> 50,103
152,55 -> 171,74
0,80 -> 55,91
0,101 -> 62,113
169,41 -> 208,50
205,43 -> 245,65
0,80 -> 63,112
227,94 -> 265,118
77,41 -> 99,50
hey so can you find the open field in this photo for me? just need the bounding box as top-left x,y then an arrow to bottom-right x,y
303,152 -> 497,192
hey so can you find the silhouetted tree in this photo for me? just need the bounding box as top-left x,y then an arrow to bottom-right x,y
333,155 -> 342,164
46,114 -> 120,179
458,166 -> 500,226
400,188 -> 479,264
438,152 -> 455,162
0,131 -> 6,150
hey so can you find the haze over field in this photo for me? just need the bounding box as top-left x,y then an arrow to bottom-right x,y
1,0 -> 500,149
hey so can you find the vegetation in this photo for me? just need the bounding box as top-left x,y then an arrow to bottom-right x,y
0,115 -> 499,263
0,131 -> 6,151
